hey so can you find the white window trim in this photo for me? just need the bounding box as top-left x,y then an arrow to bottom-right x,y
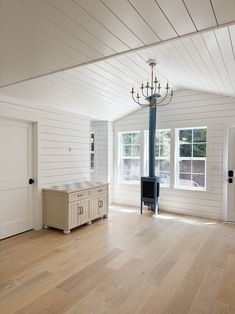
118,131 -> 141,184
174,126 -> 207,191
115,125 -> 211,193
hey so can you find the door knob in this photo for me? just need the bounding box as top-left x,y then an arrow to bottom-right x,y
228,170 -> 234,177
29,178 -> 34,184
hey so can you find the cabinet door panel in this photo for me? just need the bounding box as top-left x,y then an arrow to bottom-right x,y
79,199 -> 90,225
69,202 -> 80,228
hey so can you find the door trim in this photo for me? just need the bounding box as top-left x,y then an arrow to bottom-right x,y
0,110 -> 42,231
225,126 -> 235,222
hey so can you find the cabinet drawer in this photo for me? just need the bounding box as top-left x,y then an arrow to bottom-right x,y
69,189 -> 91,202
92,185 -> 108,196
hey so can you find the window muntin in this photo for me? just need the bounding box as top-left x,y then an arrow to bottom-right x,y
144,129 -> 171,186
176,127 -> 207,190
119,132 -> 140,183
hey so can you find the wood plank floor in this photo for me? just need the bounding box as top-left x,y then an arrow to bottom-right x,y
1,206 -> 235,314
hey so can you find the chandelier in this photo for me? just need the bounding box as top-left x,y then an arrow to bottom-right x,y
131,59 -> 173,108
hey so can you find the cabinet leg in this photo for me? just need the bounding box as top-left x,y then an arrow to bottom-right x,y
103,214 -> 108,218
86,221 -> 92,225
44,225 -> 49,229
63,230 -> 71,235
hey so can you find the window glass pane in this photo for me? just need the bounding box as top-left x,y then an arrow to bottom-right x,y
179,160 -> 191,173
155,159 -> 160,172
160,144 -> 170,157
192,174 -> 205,187
193,144 -> 206,157
123,159 -> 131,170
180,144 -> 192,157
193,129 -> 206,142
122,145 -> 132,156
122,171 -> 131,181
159,172 -> 170,184
133,132 -> 140,144
122,133 -> 132,144
179,129 -> 192,143
159,160 -> 170,172
132,144 -> 140,156
179,174 -> 200,187
179,173 -> 192,186
131,159 -> 140,181
155,144 -> 160,157
192,160 -> 205,174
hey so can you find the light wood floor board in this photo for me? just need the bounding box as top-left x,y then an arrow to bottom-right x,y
1,205 -> 235,314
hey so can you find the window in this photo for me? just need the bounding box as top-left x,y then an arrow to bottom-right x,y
90,132 -> 95,172
176,127 -> 207,190
144,129 -> 171,186
119,132 -> 140,183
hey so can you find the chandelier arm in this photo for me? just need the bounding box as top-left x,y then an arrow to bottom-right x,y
157,93 -> 173,106
141,88 -> 147,98
156,89 -> 169,105
132,93 -> 141,105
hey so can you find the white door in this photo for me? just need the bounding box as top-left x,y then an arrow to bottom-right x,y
227,127 -> 235,221
0,118 -> 33,239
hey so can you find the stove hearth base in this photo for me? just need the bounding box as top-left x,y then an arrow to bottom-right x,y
140,176 -> 160,215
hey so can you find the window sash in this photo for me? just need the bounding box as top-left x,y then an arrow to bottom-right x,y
176,127 -> 207,190
119,132 -> 140,183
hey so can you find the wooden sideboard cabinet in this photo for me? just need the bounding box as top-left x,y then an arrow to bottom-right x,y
43,182 -> 109,234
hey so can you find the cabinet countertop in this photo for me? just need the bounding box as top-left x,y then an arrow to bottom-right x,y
42,181 -> 109,194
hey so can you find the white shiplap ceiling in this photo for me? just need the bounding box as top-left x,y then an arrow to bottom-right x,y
0,0 -> 235,87
0,1 -> 235,121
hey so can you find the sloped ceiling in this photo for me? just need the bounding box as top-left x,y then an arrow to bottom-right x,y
0,1 -> 235,121
0,0 -> 235,87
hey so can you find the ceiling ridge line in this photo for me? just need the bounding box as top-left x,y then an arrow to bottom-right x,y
1,20 -> 235,89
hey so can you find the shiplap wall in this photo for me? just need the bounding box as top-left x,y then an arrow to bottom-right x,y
112,89 -> 235,220
41,113 -> 90,186
91,120 -> 113,186
0,97 -> 90,228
